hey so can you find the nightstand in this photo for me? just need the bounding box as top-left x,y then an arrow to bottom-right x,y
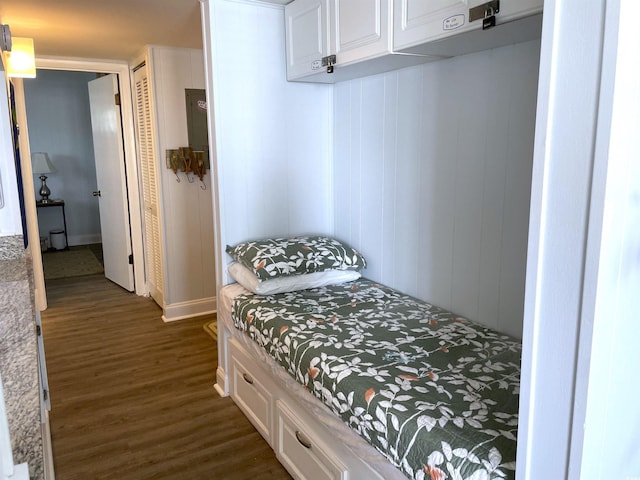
36,199 -> 69,250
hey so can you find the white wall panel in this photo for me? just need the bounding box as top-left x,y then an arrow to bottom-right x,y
498,43 -> 540,336
334,40 -> 540,338
380,74 -> 398,283
416,62 -> 456,312
207,0 -> 333,285
358,77 -> 385,281
150,47 -> 216,307
393,68 -> 423,294
347,82 -> 362,249
333,82 -> 352,244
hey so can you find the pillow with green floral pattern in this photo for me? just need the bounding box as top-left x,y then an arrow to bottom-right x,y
226,235 -> 367,281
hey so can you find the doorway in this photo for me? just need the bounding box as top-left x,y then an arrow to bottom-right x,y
25,69 -> 107,282
13,57 -> 146,310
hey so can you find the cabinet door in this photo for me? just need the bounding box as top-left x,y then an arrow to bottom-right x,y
394,0 -> 472,51
230,340 -> 275,445
331,0 -> 389,66
276,400 -> 347,480
285,0 -> 329,80
394,0 -> 544,52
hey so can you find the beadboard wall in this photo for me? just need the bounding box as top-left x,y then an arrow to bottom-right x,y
333,40 -> 541,338
205,0 -> 539,337
204,0 -> 333,287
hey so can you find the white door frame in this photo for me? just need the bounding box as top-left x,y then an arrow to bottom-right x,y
11,79 -> 48,310
27,56 -> 146,297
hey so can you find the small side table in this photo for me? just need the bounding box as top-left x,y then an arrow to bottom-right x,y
36,199 -> 69,250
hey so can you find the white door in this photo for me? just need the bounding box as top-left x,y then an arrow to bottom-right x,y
88,74 -> 134,292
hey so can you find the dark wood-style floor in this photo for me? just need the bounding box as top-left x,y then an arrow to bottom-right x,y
41,274 -> 291,480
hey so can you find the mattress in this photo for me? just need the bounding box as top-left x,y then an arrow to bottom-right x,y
219,282 -> 407,480
224,279 -> 521,480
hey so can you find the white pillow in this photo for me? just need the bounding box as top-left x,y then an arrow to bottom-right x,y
228,261 -> 361,295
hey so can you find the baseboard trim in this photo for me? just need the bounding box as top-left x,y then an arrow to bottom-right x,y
67,234 -> 102,246
161,296 -> 217,322
215,366 -> 228,397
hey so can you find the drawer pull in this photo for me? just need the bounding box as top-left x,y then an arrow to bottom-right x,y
295,430 -> 312,449
242,372 -> 254,385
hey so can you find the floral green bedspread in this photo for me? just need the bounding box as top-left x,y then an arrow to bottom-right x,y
232,279 -> 521,480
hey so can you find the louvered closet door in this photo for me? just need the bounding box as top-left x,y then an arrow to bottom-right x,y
134,65 -> 164,307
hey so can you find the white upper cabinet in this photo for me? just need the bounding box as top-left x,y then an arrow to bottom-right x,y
393,0 -> 543,56
286,0 -> 391,81
285,0 -> 543,83
286,0 -> 429,82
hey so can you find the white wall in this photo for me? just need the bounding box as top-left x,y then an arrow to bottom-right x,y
334,41 -> 539,338
148,46 -> 216,317
579,2 -> 640,476
518,0 -> 640,478
204,0 -> 333,287
24,70 -> 102,246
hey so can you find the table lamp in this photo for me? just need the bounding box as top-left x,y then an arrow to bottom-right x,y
31,152 -> 55,203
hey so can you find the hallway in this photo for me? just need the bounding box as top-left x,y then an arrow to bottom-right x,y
40,274 -> 290,479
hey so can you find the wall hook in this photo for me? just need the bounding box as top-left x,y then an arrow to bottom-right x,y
167,150 -> 181,182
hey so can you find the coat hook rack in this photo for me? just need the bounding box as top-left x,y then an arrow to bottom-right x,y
165,147 -> 209,185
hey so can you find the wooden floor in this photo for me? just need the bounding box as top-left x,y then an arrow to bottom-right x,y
41,274 -> 291,480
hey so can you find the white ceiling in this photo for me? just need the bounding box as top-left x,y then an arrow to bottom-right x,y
0,0 -> 289,61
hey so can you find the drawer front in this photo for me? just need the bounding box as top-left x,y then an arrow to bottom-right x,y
276,401 -> 347,480
230,341 -> 273,443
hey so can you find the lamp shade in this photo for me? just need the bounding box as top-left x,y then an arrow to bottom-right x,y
6,37 -> 36,78
31,152 -> 55,174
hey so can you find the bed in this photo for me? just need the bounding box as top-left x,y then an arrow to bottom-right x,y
216,236 -> 521,480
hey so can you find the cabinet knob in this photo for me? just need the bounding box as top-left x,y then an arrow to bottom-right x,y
92,191 -> 101,197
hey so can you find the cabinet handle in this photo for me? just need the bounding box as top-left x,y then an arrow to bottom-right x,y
242,372 -> 254,385
321,55 -> 336,74
295,430 -> 312,449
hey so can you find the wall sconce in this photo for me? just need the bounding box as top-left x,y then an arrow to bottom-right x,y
32,152 -> 56,203
6,37 -> 36,78
0,25 -> 36,78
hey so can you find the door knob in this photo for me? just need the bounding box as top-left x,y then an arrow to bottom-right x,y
92,191 -> 101,197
